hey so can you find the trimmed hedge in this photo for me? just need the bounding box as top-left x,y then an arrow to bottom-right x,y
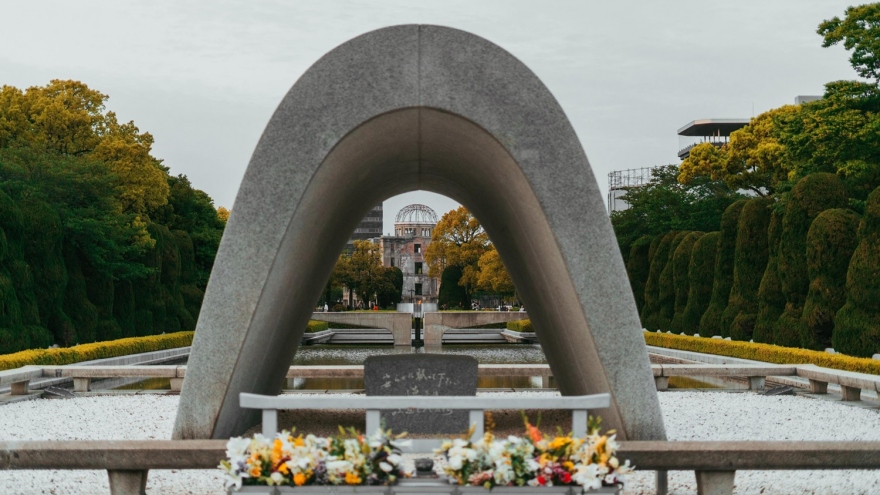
699,200 -> 747,337
658,231 -> 691,331
753,209 -> 785,344
776,173 -> 848,347
800,209 -> 860,350
0,331 -> 194,371
833,186 -> 880,357
722,197 -> 772,341
626,236 -> 654,314
641,231 -> 678,330
644,331 -> 880,375
507,320 -> 533,333
682,232 -> 719,336
670,232 -> 703,332
306,320 -> 329,333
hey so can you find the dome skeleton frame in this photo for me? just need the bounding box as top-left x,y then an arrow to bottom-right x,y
395,204 -> 438,225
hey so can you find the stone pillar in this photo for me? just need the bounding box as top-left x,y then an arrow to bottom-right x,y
841,385 -> 861,401
107,469 -> 148,495
10,380 -> 29,395
695,470 -> 735,495
73,378 -> 91,392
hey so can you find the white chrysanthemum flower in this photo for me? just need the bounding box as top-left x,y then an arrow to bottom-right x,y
380,461 -> 394,472
225,437 -> 251,459
573,463 -> 603,490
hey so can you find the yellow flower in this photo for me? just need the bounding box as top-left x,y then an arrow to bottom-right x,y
345,472 -> 362,485
549,437 -> 569,450
294,435 -> 305,447
277,463 -> 290,475
563,461 -> 575,471
294,473 -> 307,486
595,436 -> 607,454
250,465 -> 262,477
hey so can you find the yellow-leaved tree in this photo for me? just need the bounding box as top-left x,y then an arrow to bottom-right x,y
678,106 -> 797,196
0,80 -> 170,224
476,246 -> 514,296
425,206 -> 490,296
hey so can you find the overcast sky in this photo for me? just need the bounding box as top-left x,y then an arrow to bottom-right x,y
0,1 -> 862,234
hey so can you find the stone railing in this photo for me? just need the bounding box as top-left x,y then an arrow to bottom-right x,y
4,363 -> 880,402
239,392 -> 611,453
3,439 -> 880,495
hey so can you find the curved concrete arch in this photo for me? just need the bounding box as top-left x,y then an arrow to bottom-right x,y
174,25 -> 666,441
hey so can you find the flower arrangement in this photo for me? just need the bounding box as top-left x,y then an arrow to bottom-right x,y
435,415 -> 632,490
219,427 -> 411,490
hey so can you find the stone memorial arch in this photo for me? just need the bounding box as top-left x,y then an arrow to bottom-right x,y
174,25 -> 666,442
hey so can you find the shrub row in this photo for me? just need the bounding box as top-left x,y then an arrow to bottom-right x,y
644,331 -> 880,376
506,320 -> 533,333
306,320 -> 329,333
0,331 -> 194,371
634,175 -> 879,358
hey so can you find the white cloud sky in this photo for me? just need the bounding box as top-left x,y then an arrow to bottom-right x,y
0,0 -> 861,233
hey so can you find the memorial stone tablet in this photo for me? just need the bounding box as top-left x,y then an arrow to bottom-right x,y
364,354 -> 478,434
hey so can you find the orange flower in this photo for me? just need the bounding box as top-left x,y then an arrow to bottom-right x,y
526,423 -> 542,443
277,463 -> 290,475
294,473 -> 307,486
345,472 -> 362,485
249,465 -> 261,477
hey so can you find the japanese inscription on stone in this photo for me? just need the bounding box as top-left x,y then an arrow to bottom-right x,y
364,354 -> 478,434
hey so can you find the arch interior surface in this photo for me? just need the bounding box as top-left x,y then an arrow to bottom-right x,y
174,24 -> 666,442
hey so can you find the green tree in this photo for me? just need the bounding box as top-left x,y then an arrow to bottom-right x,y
611,165 -> 741,257
818,3 -> 880,84
438,265 -> 469,309
376,267 -> 403,309
334,240 -> 393,308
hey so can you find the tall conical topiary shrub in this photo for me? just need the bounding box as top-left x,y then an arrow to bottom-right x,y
722,197 -> 773,341
658,231 -> 691,331
670,231 -> 704,332
20,200 -> 75,345
775,173 -> 847,347
699,200 -> 747,337
626,235 -> 654,315
753,209 -> 785,344
801,208 -> 860,350
833,186 -> 880,357
683,232 -> 720,336
174,230 -> 203,326
62,244 -> 98,344
438,265 -> 468,309
641,231 -> 678,330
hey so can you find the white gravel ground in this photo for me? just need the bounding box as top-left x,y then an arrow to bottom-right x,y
1,391 -> 879,494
